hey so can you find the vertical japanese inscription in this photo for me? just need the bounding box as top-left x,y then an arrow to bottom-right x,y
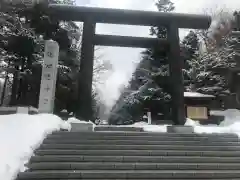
38,40 -> 59,113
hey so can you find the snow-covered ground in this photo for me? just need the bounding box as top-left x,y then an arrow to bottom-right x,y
0,114 -> 71,180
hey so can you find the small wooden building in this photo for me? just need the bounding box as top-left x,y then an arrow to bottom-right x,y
184,92 -> 215,121
141,92 -> 216,125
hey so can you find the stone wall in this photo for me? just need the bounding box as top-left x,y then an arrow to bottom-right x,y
0,106 -> 38,115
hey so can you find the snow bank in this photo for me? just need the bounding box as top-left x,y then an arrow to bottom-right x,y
67,117 -> 95,126
219,109 -> 240,126
185,118 -> 227,134
184,92 -> 215,98
125,109 -> 240,136
67,117 -> 93,124
0,114 -> 71,180
67,117 -> 96,131
185,109 -> 240,137
128,122 -> 168,133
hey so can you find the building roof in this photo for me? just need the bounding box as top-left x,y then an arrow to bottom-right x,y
184,92 -> 215,98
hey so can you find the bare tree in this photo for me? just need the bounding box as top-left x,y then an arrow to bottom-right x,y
197,8 -> 234,50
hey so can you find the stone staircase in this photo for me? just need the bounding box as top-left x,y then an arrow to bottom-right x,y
17,131 -> 240,179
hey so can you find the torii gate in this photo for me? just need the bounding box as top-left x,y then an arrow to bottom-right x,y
47,4 -> 211,125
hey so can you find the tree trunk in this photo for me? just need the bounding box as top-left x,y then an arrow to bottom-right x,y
0,73 -> 8,106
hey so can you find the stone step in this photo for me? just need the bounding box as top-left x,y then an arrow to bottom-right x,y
51,131 -> 238,138
17,131 -> 240,180
43,139 -> 240,145
47,135 -> 240,141
30,155 -> 240,163
16,170 -> 240,179
35,149 -> 240,157
17,179 -> 240,180
39,144 -> 240,151
94,126 -> 143,132
28,162 -> 240,171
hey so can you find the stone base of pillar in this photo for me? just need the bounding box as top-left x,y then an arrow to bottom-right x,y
70,123 -> 94,132
167,125 -> 194,133
94,126 -> 143,132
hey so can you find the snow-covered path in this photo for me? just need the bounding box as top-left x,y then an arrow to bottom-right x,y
0,114 -> 70,180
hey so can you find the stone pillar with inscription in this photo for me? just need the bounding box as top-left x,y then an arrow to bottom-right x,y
38,40 -> 59,113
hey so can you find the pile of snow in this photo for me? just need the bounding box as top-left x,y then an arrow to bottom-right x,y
67,117 -> 98,132
184,92 -> 215,98
67,117 -> 94,124
186,109 -> 240,136
0,114 -> 71,180
67,117 -> 95,127
127,109 -> 240,136
128,121 -> 168,133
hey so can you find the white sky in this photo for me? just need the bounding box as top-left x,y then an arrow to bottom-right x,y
76,0 -> 240,107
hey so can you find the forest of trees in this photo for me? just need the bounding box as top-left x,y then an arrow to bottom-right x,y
0,0 -> 112,120
109,0 -> 240,125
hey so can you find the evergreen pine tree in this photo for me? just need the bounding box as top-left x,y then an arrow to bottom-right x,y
109,0 -> 175,125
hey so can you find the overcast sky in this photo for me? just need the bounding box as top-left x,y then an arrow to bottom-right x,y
75,0 -> 240,107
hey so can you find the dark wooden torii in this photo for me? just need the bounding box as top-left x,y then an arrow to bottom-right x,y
48,4 -> 211,125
